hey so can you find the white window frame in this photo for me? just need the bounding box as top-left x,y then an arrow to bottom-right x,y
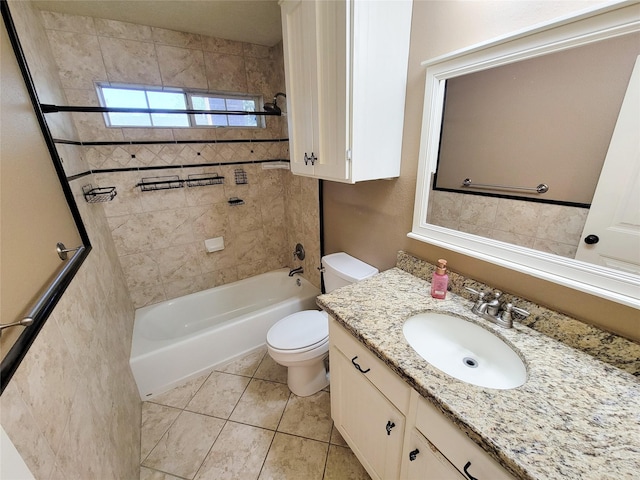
96,83 -> 264,129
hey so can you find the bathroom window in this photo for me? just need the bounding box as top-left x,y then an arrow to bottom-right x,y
96,84 -> 263,128
189,93 -> 260,127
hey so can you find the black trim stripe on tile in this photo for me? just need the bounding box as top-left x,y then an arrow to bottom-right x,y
66,159 -> 291,181
53,138 -> 289,146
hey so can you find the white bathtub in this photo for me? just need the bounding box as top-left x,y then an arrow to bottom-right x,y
130,269 -> 320,399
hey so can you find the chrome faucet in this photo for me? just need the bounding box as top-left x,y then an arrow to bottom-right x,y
465,288 -> 529,328
289,266 -> 304,277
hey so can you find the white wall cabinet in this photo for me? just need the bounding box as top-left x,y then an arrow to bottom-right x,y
280,0 -> 412,183
329,317 -> 516,480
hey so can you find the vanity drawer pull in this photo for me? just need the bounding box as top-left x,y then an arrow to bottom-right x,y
409,448 -> 420,461
386,420 -> 396,435
351,356 -> 371,374
463,461 -> 479,480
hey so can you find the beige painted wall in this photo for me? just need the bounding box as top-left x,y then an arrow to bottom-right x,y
0,21 -> 81,355
323,0 -> 640,342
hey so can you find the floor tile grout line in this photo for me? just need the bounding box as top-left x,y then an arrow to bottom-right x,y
139,404 -> 184,467
253,354 -> 292,480
140,368 -> 217,474
141,464 -> 191,480
223,369 -> 257,423
321,437 -> 332,480
140,350 -> 355,480
185,351 -> 271,479
187,361 -> 259,479
190,417 -> 228,480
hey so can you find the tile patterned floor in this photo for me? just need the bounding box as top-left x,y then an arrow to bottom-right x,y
140,348 -> 371,480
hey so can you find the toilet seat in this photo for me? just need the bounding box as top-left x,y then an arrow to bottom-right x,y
267,310 -> 329,353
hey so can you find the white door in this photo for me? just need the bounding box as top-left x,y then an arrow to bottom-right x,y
575,56 -> 640,273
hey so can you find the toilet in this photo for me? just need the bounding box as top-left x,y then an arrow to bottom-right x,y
266,252 -> 378,396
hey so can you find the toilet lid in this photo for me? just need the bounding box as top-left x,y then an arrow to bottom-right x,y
267,310 -> 329,350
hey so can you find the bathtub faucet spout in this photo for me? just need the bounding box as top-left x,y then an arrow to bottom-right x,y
289,266 -> 304,277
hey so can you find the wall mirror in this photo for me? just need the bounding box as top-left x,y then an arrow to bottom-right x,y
1,3 -> 91,394
410,2 -> 640,308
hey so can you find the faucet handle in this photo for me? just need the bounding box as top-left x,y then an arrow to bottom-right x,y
511,305 -> 530,319
465,287 -> 486,314
498,303 -> 515,328
465,287 -> 485,299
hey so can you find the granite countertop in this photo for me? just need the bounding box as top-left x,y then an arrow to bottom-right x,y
317,265 -> 640,480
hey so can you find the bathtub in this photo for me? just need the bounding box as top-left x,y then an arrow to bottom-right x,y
129,269 -> 320,399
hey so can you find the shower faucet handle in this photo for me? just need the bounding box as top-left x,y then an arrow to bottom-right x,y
293,243 -> 305,261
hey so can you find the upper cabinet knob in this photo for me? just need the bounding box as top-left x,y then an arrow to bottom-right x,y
584,234 -> 600,245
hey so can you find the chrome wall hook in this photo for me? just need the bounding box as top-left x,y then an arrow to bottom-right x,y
56,242 -> 81,261
0,318 -> 33,338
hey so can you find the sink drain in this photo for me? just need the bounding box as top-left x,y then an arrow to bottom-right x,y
463,357 -> 479,368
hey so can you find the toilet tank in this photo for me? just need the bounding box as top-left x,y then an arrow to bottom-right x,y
322,253 -> 378,293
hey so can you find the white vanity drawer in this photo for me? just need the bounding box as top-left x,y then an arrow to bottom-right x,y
329,317 -> 411,413
415,396 -> 516,480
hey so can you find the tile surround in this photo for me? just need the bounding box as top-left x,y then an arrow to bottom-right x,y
42,9 -> 288,142
40,9 -> 321,307
141,348 -> 370,480
94,163 -> 318,308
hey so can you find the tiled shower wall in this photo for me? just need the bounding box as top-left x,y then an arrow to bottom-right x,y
1,1 -> 141,478
94,163 -> 319,308
40,9 -> 288,143
41,10 -> 321,308
428,190 -> 588,259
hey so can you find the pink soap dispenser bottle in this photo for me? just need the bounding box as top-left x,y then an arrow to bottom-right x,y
431,259 -> 449,299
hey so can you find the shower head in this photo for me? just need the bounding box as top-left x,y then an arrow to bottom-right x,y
264,92 -> 286,115
263,102 -> 281,114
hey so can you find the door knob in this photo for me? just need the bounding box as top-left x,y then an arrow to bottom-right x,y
584,234 -> 599,245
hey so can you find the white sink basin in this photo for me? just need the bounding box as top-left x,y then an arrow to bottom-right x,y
403,312 -> 526,390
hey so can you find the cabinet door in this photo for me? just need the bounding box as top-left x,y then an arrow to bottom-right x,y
313,0 -> 349,181
415,397 -> 516,480
331,346 -> 405,480
406,429 -> 464,480
281,0 -> 317,176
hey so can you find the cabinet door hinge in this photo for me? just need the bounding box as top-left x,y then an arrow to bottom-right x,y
346,149 -> 352,162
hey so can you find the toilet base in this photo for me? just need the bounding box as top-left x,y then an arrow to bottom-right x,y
286,355 -> 329,397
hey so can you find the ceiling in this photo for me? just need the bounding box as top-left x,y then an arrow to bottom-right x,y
31,0 -> 283,46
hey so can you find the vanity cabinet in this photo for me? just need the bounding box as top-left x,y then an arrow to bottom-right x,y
279,0 -> 412,183
330,316 -> 410,479
414,397 -> 515,480
329,317 -> 516,480
406,429 -> 463,479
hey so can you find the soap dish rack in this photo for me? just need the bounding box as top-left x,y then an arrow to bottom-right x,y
82,184 -> 117,203
186,173 -> 224,187
136,175 -> 184,192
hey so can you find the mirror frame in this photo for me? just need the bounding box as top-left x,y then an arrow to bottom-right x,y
410,2 -> 640,308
